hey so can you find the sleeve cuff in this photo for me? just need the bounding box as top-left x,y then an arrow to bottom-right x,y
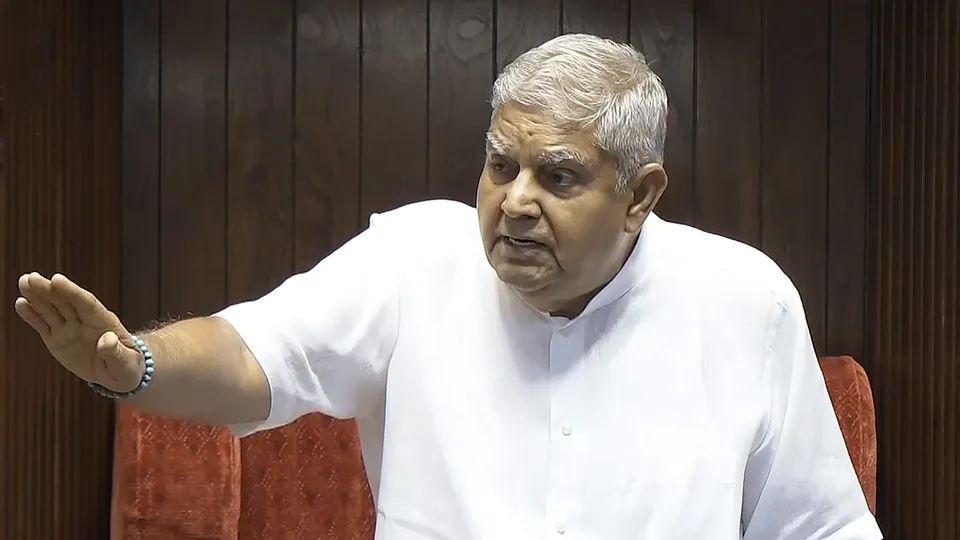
213,304 -> 292,438
827,513 -> 883,539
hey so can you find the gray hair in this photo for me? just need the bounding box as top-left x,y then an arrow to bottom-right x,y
490,33 -> 668,193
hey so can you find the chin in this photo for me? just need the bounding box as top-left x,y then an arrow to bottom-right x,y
492,264 -> 550,293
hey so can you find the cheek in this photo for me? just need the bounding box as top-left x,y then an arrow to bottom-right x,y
475,179 -> 502,242
552,211 -> 623,268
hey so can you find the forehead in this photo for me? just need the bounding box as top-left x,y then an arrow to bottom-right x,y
487,103 -> 600,163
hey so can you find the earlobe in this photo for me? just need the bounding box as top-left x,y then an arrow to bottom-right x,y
624,163 -> 668,234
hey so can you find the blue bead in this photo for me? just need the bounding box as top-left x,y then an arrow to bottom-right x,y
144,358 -> 154,367
143,374 -> 152,382
145,366 -> 155,375
143,351 -> 152,360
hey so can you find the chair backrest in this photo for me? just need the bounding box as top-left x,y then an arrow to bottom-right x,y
110,355 -> 877,539
818,355 -> 878,513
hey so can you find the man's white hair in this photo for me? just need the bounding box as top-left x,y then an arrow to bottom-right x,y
490,33 -> 668,193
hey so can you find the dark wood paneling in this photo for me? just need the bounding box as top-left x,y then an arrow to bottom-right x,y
0,0 -> 121,538
872,0 -> 960,537
827,0 -> 869,365
294,0 -> 361,268
360,0 -> 429,217
227,0 -> 294,304
630,0 -> 695,224
428,0 -> 495,204
563,0 -> 629,42
226,3 -> 299,539
693,0 -> 762,246
761,0 -> 831,350
160,0 -> 227,317
121,0 -> 160,331
496,0 -> 560,72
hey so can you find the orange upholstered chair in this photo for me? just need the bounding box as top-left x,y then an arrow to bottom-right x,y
109,355 -> 877,539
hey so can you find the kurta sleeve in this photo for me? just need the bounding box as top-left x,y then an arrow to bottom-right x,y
214,212 -> 401,438
741,289 -> 882,539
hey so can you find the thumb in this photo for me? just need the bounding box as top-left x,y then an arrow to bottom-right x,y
96,331 -> 143,384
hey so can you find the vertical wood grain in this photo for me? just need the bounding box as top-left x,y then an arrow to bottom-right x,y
360,0 -> 429,218
827,0 -> 869,365
159,0 -> 227,317
761,0 -> 830,351
294,0 -> 362,270
428,0 -> 494,204
227,0 -> 294,304
0,0 -> 120,538
121,0 -> 160,331
630,0 -> 695,224
693,0 -> 762,246
562,0 -> 629,42
872,0 -> 960,535
496,0 -> 560,72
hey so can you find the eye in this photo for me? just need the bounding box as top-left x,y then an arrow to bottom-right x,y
487,155 -> 518,180
547,168 -> 579,187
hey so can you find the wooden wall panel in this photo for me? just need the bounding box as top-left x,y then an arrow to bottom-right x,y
871,0 -> 960,537
693,0 -> 763,247
159,0 -> 227,319
227,0 -> 294,306
564,0 -> 628,42
828,0 -> 870,368
496,0 -> 560,72
762,0 -> 831,353
360,0 -> 429,217
0,0 -> 121,539
294,0 -> 362,270
121,0 -> 160,332
428,0 -> 495,203
630,0 -> 695,223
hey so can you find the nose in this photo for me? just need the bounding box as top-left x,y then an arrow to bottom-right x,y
500,170 -> 541,220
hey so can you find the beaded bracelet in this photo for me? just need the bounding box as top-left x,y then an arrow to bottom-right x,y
87,335 -> 155,400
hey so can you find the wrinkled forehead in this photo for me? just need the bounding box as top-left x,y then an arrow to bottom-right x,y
487,103 -> 601,166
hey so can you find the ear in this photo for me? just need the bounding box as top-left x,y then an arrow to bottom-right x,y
624,163 -> 668,234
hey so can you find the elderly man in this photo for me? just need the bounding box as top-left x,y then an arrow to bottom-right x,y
15,34 -> 880,539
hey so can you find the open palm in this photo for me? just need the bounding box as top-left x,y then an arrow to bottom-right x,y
14,272 -> 144,392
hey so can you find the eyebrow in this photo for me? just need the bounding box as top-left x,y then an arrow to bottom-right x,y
485,131 -> 589,166
537,148 -> 586,166
485,131 -> 511,155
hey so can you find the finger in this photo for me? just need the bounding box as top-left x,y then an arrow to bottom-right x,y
49,273 -> 106,322
14,297 -> 51,335
19,273 -> 66,327
47,274 -> 81,322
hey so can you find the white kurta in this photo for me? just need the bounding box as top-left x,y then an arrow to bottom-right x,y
216,199 -> 882,540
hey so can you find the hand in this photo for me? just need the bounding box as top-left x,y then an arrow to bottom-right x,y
14,272 -> 145,392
